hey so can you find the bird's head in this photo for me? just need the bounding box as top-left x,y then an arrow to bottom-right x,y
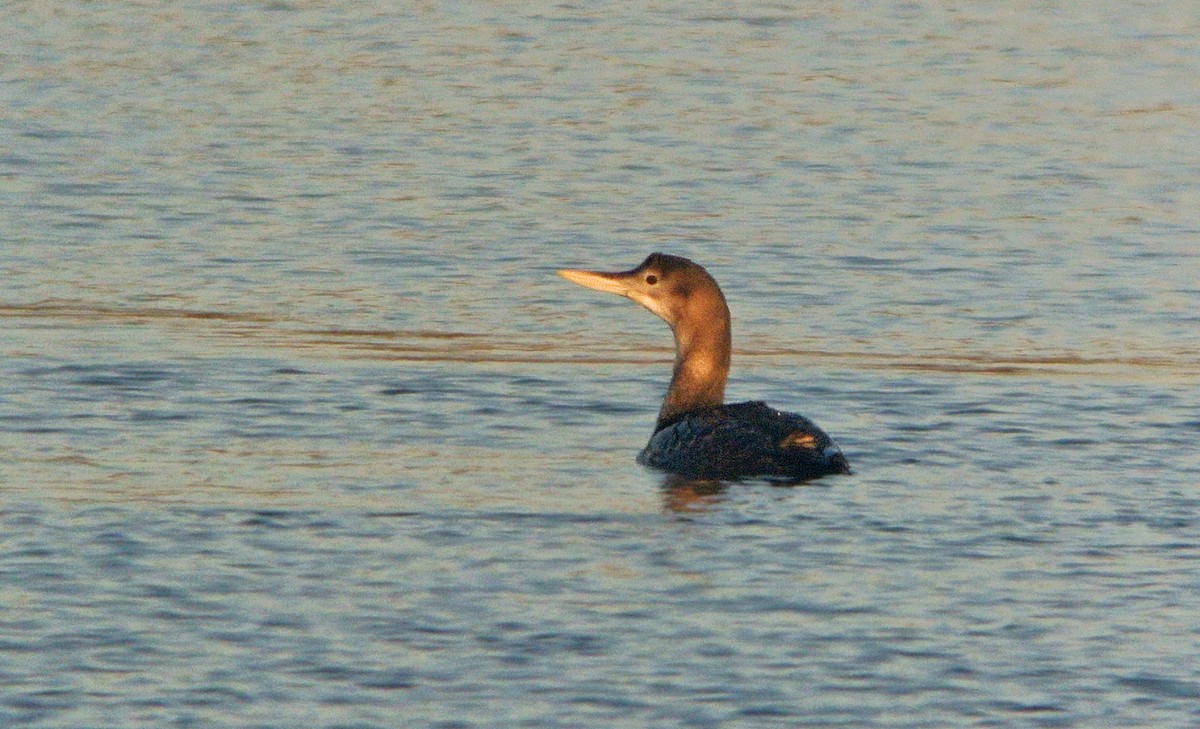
558,252 -> 725,331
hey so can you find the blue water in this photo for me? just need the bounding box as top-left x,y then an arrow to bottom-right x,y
3,2 -> 1200,727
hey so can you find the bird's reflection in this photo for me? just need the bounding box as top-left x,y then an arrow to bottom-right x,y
659,473 -> 834,513
660,475 -> 728,513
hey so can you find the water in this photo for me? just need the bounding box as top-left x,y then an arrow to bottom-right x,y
3,2 -> 1200,726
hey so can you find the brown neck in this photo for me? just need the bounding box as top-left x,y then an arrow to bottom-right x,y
655,297 -> 731,431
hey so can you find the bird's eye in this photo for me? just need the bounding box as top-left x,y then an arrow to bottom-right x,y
645,275 -> 658,285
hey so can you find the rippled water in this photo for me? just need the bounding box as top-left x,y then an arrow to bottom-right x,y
4,2 -> 1200,727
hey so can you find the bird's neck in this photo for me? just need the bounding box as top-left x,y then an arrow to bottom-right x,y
656,306 -> 731,431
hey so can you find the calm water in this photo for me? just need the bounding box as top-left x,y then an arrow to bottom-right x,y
4,2 -> 1200,727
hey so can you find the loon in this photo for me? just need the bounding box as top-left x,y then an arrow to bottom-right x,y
559,253 -> 850,482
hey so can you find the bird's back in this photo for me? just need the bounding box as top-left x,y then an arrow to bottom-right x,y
638,401 -> 850,481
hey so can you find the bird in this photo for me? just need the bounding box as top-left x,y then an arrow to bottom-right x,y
558,252 -> 850,482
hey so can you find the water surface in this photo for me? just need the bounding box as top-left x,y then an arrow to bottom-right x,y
3,2 -> 1199,727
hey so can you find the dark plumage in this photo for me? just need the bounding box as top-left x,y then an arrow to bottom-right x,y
642,402 -> 848,481
558,253 -> 849,482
